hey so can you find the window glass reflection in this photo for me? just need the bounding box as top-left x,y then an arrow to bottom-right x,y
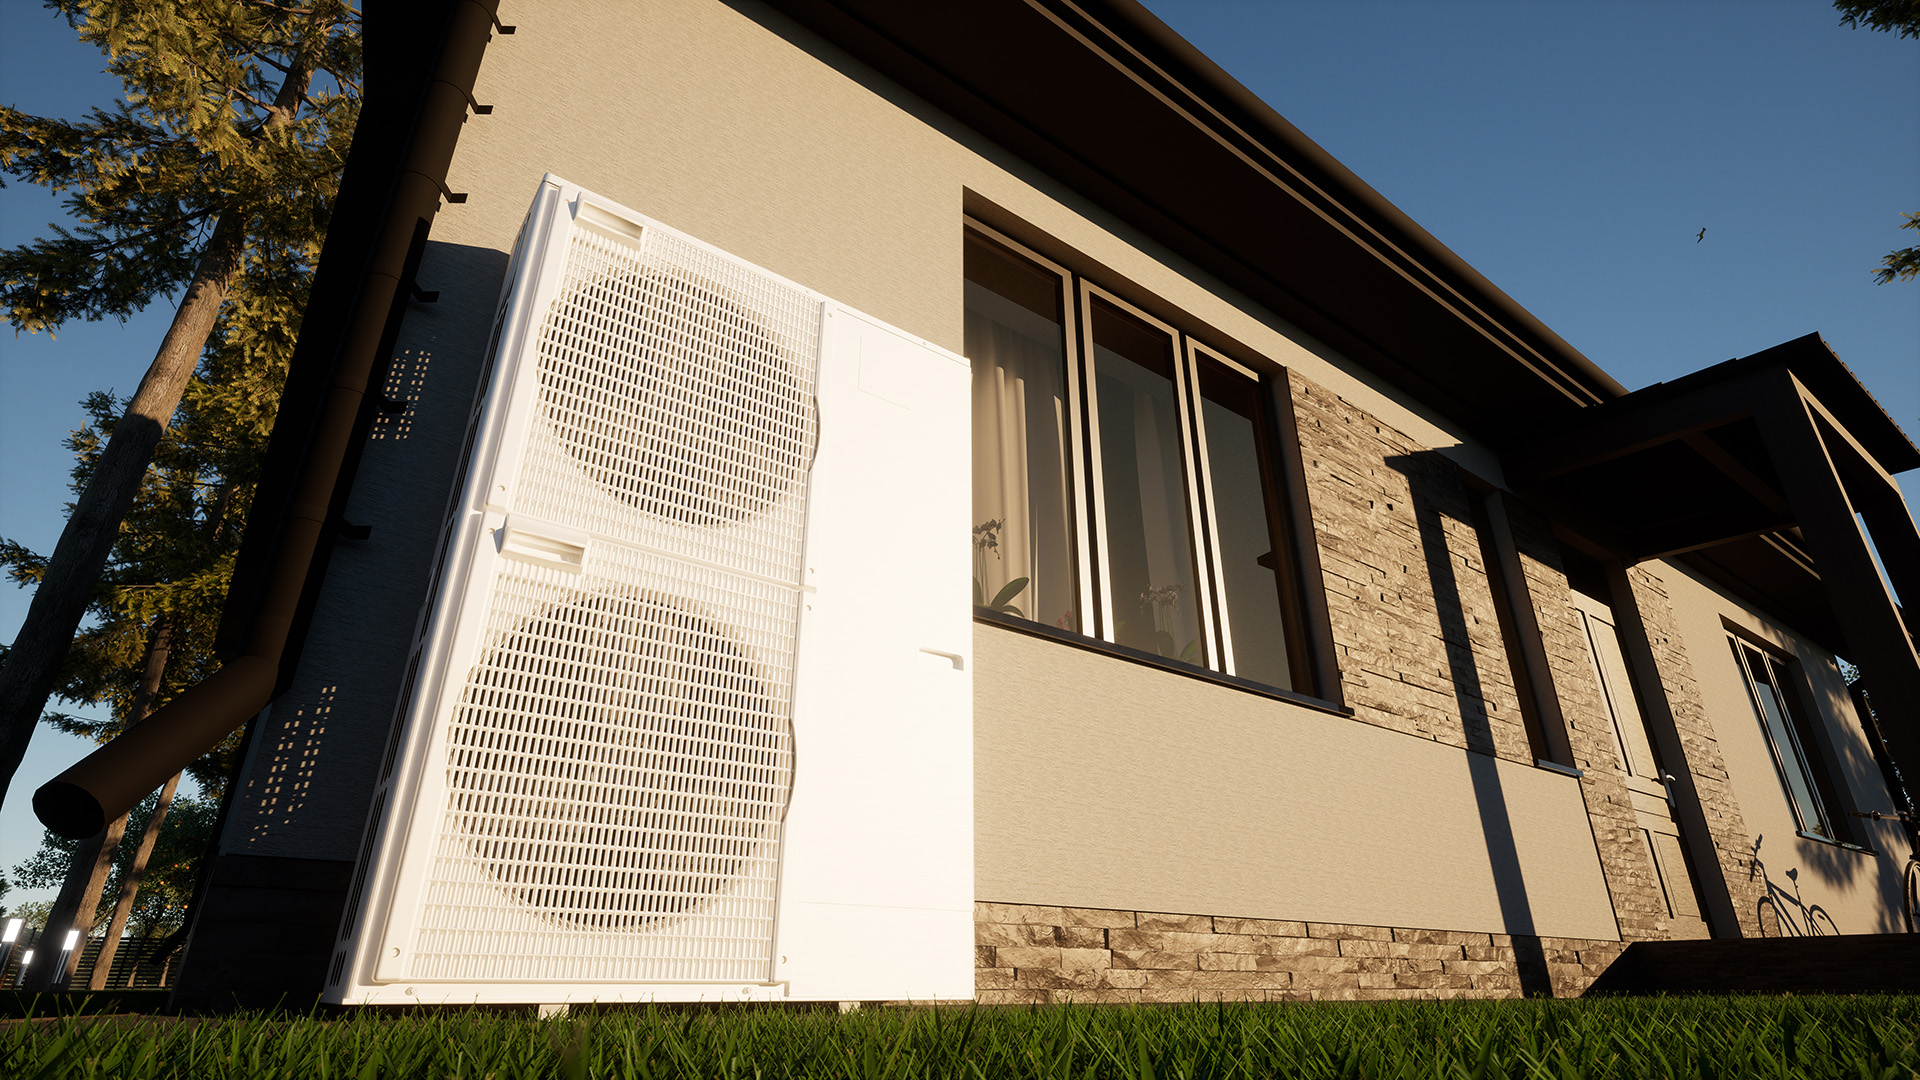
1196,357 -> 1293,689
964,234 -> 1080,632
1733,641 -> 1833,838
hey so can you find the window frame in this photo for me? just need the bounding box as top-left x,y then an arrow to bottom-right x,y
963,218 -> 1331,706
1076,282 -> 1215,662
1726,631 -> 1851,844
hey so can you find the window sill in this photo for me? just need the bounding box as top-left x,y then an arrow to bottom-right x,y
1795,828 -> 1875,855
972,607 -> 1352,718
1533,759 -> 1584,779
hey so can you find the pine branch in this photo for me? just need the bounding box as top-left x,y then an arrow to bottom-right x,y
0,5 -> 347,802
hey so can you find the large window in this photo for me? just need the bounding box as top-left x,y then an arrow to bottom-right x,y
964,223 -> 1313,695
1729,637 -> 1847,842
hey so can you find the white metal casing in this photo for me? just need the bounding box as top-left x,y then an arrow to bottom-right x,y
324,176 -> 973,1005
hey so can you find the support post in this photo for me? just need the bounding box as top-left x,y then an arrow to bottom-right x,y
1753,370 -> 1920,804
1604,563 -> 1745,938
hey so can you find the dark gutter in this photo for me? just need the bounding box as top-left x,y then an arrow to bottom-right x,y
32,0 -> 504,840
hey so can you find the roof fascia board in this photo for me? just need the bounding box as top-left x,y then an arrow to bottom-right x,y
757,0 -> 1628,441
1051,0 -> 1624,405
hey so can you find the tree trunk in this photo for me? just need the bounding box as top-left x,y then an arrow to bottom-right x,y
27,615 -> 174,991
87,769 -> 182,989
85,614 -> 179,991
0,48 -> 317,806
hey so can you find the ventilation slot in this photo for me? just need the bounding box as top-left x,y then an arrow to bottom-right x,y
339,788 -> 389,943
380,653 -> 421,785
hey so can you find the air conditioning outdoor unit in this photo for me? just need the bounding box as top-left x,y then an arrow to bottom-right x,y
324,176 -> 974,1006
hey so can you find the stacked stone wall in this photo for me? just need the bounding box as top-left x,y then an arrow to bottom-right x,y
1500,500 -> 1667,941
1622,565 -> 1766,934
1289,380 -> 1532,765
974,903 -> 1623,1003
1289,376 -> 1724,944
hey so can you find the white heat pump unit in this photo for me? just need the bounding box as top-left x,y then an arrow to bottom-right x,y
324,176 -> 974,1005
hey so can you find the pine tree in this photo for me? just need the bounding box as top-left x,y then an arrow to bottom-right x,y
0,308 -> 285,985
0,0 -> 362,804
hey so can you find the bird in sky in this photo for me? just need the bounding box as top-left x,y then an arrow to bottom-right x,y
1697,227 -> 1707,243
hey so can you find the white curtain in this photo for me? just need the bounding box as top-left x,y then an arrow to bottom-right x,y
1092,347 -> 1198,656
967,302 -> 1073,628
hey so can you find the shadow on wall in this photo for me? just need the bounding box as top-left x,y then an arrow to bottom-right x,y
1749,832 -> 1910,935
1390,451 -> 1553,996
1789,807 -> 1881,891
1749,834 -> 1844,936
1800,658 -> 1907,902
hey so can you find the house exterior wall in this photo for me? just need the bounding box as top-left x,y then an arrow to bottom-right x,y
220,0 -> 1504,863
191,0 -> 1915,1003
974,622 -> 1616,939
1664,564 -> 1914,935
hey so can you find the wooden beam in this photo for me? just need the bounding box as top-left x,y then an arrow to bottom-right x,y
1753,371 -> 1920,808
1508,371 -> 1770,485
1682,432 -> 1791,517
1626,514 -> 1800,563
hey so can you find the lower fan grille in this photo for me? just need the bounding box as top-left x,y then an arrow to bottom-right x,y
403,555 -> 797,983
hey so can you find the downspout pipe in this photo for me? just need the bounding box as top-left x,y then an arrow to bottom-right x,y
33,0 -> 503,841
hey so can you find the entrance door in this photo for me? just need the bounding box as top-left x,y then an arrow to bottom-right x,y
1569,588 -> 1712,939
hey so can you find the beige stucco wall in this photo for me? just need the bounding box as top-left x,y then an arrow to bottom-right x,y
975,625 -> 1619,939
265,0 -> 1915,943
445,0 -> 1501,479
1662,561 -> 1913,935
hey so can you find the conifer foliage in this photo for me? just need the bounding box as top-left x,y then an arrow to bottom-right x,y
0,0 -> 360,804
0,0 -> 361,987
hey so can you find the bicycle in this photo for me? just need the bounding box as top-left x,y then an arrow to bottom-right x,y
1849,810 -> 1920,933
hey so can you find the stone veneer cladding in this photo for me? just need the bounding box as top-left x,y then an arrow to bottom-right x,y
974,903 -> 1624,1002
1291,375 -> 1688,944
1621,565 -> 1768,935
968,375 -> 1766,1001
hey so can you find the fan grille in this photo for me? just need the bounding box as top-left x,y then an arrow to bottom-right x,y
519,224 -> 818,583
399,212 -> 821,985
407,555 -> 798,983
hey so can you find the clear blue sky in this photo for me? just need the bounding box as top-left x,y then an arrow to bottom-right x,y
0,2 -> 1915,904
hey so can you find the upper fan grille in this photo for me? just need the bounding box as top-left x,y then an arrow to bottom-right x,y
519,224 -> 819,583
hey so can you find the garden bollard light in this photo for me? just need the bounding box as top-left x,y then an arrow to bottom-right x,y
15,949 -> 33,988
0,918 -> 20,981
54,929 -> 80,990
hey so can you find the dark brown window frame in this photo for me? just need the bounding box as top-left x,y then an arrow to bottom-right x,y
1725,624 -> 1861,847
964,217 -> 1342,710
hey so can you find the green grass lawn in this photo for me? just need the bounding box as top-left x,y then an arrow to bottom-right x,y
3,995 -> 1917,1079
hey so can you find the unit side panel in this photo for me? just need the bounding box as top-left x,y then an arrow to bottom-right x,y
779,306 -> 975,1001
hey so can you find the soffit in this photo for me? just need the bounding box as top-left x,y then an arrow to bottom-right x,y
1508,335 -> 1918,655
